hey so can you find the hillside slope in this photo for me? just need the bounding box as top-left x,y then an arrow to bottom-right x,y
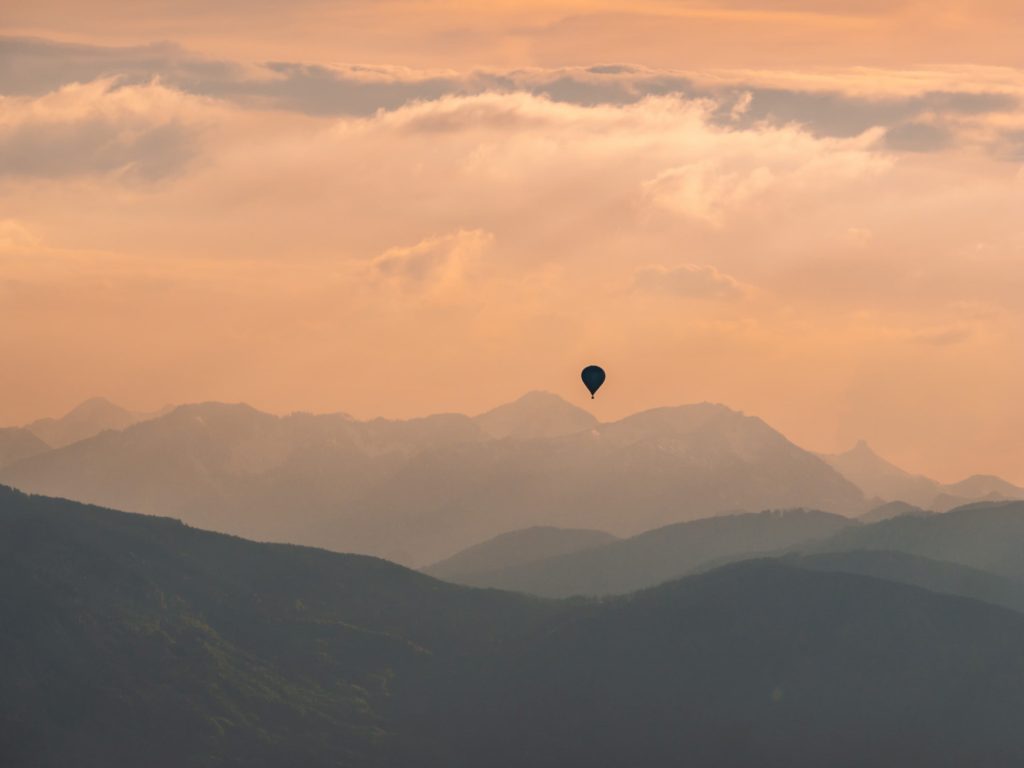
425,509 -> 853,596
5,487 -> 1024,767
425,525 -> 617,582
812,500 -> 1024,581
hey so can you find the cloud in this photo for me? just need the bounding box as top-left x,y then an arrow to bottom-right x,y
3,36 -> 1022,157
910,326 -> 974,346
370,229 -> 495,300
0,79 -> 210,180
0,220 -> 41,251
641,128 -> 888,225
881,121 -> 954,152
1,35 -> 1024,484
634,263 -> 748,300
643,162 -> 777,225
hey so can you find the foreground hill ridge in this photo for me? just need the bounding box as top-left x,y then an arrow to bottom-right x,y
6,485 -> 1024,767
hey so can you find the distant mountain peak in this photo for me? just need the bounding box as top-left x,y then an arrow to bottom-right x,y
513,390 -> 571,404
825,440 -> 915,477
70,396 -> 123,411
475,390 -> 597,439
58,397 -> 136,424
25,397 -> 141,449
944,474 -> 1024,500
839,439 -> 890,463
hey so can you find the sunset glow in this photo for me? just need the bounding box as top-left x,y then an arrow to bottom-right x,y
3,0 -> 1024,482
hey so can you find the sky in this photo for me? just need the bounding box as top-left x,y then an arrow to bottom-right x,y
2,1 -> 1024,483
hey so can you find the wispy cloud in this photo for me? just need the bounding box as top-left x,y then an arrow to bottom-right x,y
3,37 -> 1021,158
634,263 -> 748,300
0,78 -> 212,180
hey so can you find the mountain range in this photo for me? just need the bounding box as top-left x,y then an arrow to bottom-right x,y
811,500 -> 1024,582
4,392 -> 1022,566
6,484 -> 1024,767
425,508 -> 853,597
428,500 -> 1024,599
0,393 -> 867,565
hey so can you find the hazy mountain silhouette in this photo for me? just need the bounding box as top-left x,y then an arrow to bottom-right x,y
0,397 -> 866,565
474,390 -> 597,439
22,396 -> 166,448
0,428 -> 49,469
433,509 -> 853,597
6,485 -> 1024,767
813,500 -> 1024,582
821,440 -> 1024,510
930,474 -> 1024,511
859,499 -> 930,523
945,474 -> 1024,498
787,549 -> 1024,614
820,440 -> 942,507
425,525 -> 617,582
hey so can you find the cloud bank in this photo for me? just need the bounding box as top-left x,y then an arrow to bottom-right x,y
2,32 -> 1024,484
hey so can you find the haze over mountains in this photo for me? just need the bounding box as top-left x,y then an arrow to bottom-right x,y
426,525 -> 617,583
426,509 -> 853,597
3,391 -> 1021,566
431,500 -> 1024,600
0,393 -> 867,564
820,440 -> 1024,511
5,399 -> 1024,764
0,429 -> 49,469
6,485 -> 1024,767
20,397 -> 168,449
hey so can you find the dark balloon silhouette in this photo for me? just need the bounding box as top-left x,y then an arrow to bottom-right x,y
581,365 -> 606,399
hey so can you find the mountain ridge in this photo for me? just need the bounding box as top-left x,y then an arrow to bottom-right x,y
0,396 -> 867,564
821,440 -> 1024,510
22,396 -> 171,449
432,508 -> 855,597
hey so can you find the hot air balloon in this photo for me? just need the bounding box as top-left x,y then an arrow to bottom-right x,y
581,365 -> 606,399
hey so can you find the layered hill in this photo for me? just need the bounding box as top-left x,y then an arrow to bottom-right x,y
787,550 -> 1024,615
462,560 -> 1024,768
859,500 -> 930,523
433,501 -> 1024,601
429,508 -> 854,596
0,396 -> 866,564
5,486 -> 1024,767
425,525 -> 617,582
811,500 -> 1024,582
0,428 -> 49,469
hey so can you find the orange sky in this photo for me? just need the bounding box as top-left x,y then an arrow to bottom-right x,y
2,1 -> 1024,482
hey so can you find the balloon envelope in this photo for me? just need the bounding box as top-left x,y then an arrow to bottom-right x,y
581,365 -> 606,398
